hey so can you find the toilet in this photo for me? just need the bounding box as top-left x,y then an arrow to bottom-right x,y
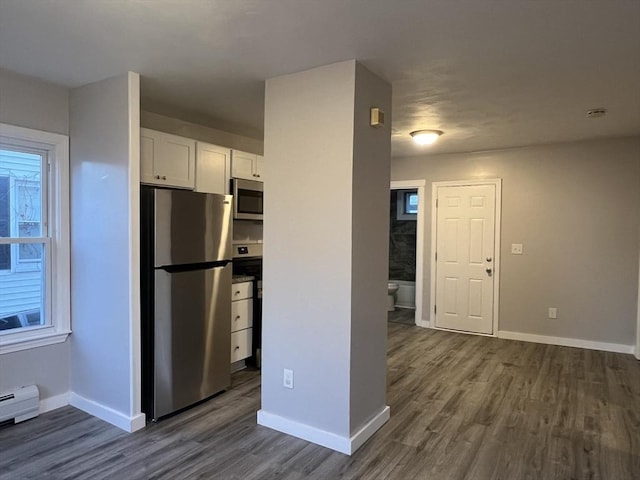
387,282 -> 399,312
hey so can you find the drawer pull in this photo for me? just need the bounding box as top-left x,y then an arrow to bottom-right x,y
235,315 -> 241,321
234,291 -> 240,296
234,346 -> 240,351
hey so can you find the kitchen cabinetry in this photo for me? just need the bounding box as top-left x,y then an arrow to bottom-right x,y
231,281 -> 253,363
140,128 -> 196,189
195,142 -> 231,195
231,150 -> 263,181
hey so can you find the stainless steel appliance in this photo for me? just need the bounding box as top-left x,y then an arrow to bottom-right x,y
141,186 -> 233,421
232,178 -> 263,221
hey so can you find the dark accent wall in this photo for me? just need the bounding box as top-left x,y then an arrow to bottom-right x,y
389,190 -> 417,281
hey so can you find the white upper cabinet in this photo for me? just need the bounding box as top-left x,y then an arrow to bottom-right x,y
140,128 -> 195,189
255,155 -> 264,181
195,142 -> 231,195
231,150 -> 263,181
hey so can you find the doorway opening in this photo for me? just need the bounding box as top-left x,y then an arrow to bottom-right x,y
389,180 -> 426,327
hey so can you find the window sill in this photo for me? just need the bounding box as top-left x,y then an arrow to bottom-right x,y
0,329 -> 71,354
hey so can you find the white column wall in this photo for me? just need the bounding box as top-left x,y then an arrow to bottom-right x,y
260,61 -> 356,437
259,60 -> 391,454
69,72 -> 143,431
349,63 -> 392,433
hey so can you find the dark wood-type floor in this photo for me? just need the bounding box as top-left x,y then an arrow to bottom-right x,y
2,323 -> 639,479
388,308 -> 415,326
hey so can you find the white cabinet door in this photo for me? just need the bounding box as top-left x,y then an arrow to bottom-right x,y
231,281 -> 253,300
140,128 -> 195,189
231,299 -> 253,332
231,150 -> 256,181
140,133 -> 155,182
195,142 -> 230,195
254,155 -> 264,181
231,329 -> 252,362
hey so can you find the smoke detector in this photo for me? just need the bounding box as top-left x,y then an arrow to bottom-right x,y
586,108 -> 607,118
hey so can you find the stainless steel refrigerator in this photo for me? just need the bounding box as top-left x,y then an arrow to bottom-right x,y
140,186 -> 233,421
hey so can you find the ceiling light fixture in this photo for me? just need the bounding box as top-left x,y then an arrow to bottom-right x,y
410,129 -> 443,145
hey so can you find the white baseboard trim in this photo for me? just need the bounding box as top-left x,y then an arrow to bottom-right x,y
416,319 -> 430,328
350,406 -> 391,454
40,392 -> 69,414
257,405 -> 390,455
69,392 -> 146,433
498,330 -> 634,355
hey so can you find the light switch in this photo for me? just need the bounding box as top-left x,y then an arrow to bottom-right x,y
511,243 -> 523,255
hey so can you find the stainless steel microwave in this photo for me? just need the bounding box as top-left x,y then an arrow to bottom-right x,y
232,178 -> 263,221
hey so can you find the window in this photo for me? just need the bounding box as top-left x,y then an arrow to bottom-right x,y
0,123 -> 69,354
396,189 -> 418,220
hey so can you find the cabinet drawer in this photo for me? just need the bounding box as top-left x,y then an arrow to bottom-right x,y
231,299 -> 253,332
232,281 -> 252,301
231,328 -> 252,363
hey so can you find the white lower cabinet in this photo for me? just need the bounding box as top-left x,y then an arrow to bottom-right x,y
231,281 -> 253,363
231,329 -> 252,363
232,299 -> 253,331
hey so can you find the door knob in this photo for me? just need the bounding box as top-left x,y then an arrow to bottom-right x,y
486,257 -> 492,262
486,268 -> 493,276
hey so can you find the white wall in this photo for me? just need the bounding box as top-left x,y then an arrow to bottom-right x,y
392,137 -> 640,350
349,62 -> 391,433
261,61 -> 355,437
260,60 -> 390,454
69,72 -> 143,431
141,110 -> 263,154
0,68 -> 69,135
0,68 -> 70,404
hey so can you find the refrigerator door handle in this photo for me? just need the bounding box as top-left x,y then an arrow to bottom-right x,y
160,260 -> 231,274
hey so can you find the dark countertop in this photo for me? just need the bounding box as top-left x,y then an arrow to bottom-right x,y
232,275 -> 255,284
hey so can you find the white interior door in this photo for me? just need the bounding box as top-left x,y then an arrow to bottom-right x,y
434,184 -> 496,334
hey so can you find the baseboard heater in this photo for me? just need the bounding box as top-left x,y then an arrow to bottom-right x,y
0,385 -> 40,424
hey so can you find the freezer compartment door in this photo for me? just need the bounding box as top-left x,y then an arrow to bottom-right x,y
153,263 -> 232,419
153,188 -> 232,267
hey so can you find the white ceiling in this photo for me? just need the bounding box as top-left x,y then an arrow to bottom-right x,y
1,0 -> 639,157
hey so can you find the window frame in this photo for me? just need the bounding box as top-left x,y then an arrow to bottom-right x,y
0,174 -> 10,272
13,177 -> 45,270
396,190 -> 418,221
0,123 -> 70,354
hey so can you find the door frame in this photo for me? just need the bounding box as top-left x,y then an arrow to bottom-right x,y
430,179 -> 502,336
636,252 -> 640,360
390,180 -> 427,328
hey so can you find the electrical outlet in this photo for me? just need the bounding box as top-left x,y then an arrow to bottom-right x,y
511,243 -> 523,255
548,307 -> 557,319
283,369 -> 294,389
